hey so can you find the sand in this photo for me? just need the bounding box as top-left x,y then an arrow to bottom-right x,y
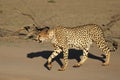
0,0 -> 120,80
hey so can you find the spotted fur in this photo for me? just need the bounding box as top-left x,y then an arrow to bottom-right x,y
36,24 -> 116,71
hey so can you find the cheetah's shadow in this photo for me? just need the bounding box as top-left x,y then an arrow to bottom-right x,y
27,49 -> 105,70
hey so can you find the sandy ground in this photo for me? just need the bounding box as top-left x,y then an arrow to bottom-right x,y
0,0 -> 120,80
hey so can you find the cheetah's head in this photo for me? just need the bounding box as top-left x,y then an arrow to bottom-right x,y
35,27 -> 50,43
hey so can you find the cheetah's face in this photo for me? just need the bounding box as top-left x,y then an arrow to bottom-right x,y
35,27 -> 50,43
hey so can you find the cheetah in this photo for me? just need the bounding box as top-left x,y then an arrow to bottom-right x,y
35,24 -> 117,71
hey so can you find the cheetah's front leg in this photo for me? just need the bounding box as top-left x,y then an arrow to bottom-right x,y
47,47 -> 62,70
58,49 -> 68,71
73,49 -> 88,67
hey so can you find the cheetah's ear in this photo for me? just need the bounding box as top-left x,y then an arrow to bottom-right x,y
40,26 -> 50,34
38,26 -> 50,31
44,26 -> 50,30
44,26 -> 50,33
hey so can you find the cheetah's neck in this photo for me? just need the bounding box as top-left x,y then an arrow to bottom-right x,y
48,29 -> 56,43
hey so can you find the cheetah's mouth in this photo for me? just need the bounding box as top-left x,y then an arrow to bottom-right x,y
38,40 -> 42,43
34,38 -> 42,43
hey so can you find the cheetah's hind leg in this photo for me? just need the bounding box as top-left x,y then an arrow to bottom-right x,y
102,52 -> 110,66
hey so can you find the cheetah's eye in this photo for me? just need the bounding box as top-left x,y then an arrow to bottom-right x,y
38,35 -> 41,37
